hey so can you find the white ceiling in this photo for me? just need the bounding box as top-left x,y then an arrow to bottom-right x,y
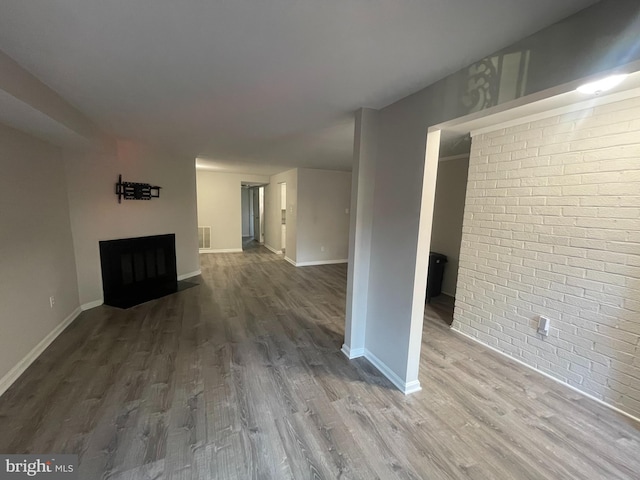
0,0 -> 597,173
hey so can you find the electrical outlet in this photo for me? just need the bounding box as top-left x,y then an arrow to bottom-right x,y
321,246 -> 325,252
49,296 -> 56,308
537,315 -> 550,336
345,208 -> 349,214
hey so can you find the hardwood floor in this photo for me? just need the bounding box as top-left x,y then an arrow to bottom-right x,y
1,243 -> 639,479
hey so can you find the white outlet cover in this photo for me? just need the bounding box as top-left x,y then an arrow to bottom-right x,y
537,316 -> 550,336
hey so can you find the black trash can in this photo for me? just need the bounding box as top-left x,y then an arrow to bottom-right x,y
426,252 -> 447,303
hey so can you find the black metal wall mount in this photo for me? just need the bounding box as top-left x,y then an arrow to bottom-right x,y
115,174 -> 161,203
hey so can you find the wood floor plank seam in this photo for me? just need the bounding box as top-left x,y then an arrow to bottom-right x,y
0,241 -> 638,479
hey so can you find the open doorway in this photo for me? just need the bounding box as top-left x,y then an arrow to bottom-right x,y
280,182 -> 287,254
426,134 -> 470,325
252,186 -> 265,244
241,182 -> 267,251
409,68 -> 640,407
241,185 -> 253,249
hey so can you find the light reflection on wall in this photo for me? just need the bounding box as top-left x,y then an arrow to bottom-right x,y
461,50 -> 531,114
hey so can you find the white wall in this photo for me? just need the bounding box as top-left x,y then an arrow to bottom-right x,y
455,96 -> 640,418
196,171 -> 269,252
0,124 -> 79,387
347,0 -> 640,393
297,168 -> 351,265
265,169 -> 297,259
64,141 -> 201,307
430,156 -> 469,296
197,170 -> 242,252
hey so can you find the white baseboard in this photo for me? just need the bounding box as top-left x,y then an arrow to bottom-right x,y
452,327 -> 640,425
364,348 -> 422,395
81,299 -> 103,311
285,258 -> 349,267
199,248 -> 243,253
341,343 -> 365,359
295,259 -> 348,267
81,270 -> 200,310
264,244 -> 283,255
0,307 -> 82,398
360,348 -> 422,395
178,269 -> 201,280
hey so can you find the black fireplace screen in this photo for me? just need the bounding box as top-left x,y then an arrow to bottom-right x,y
99,234 -> 178,308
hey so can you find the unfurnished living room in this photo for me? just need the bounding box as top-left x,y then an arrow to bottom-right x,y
1,1 -> 640,479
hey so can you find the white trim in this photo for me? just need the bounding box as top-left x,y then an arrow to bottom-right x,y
81,299 -> 103,311
452,328 -> 640,425
341,343 -> 365,359
470,86 -> 640,138
363,348 -> 422,395
0,307 -> 82,398
284,256 -> 296,266
406,128 -> 442,388
178,269 -> 201,281
294,259 -> 348,267
199,248 -> 243,253
264,244 -> 283,255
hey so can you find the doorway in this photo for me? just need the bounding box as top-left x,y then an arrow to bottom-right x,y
280,182 -> 287,254
427,134 -> 470,325
242,183 -> 266,251
253,186 -> 265,244
241,185 -> 253,247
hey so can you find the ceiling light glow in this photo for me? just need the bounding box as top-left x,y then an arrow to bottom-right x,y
576,74 -> 628,95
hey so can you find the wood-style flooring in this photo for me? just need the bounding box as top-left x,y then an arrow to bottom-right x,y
1,242 -> 639,479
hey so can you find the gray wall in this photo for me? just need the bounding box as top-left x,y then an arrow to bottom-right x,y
0,124 -> 79,384
345,109 -> 378,358
345,0 -> 640,389
431,157 -> 469,297
297,168 -> 351,264
64,141 -> 201,306
264,168 -> 351,265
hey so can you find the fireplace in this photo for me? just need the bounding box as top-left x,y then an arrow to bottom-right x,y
99,233 -> 178,308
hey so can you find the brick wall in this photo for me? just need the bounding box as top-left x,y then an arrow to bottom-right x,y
454,96 -> 640,418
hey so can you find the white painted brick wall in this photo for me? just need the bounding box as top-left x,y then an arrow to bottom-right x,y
454,96 -> 640,418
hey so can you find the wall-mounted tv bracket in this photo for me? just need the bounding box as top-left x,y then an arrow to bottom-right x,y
115,174 -> 161,203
